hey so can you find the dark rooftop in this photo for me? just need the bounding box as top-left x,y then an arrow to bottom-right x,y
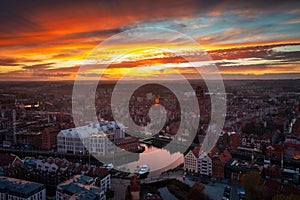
0,176 -> 44,198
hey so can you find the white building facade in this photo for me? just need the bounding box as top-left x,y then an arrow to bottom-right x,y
184,150 -> 198,173
101,176 -> 110,193
57,121 -> 125,155
198,152 -> 212,176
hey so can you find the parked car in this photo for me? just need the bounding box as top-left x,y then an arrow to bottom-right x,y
223,185 -> 231,200
237,188 -> 246,200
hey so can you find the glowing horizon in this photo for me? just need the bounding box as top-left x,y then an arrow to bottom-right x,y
1,0 -> 300,81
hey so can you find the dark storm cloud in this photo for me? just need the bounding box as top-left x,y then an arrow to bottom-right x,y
1,0 -> 299,35
22,63 -> 55,70
65,28 -> 125,39
33,73 -> 70,77
209,43 -> 300,61
0,57 -> 41,66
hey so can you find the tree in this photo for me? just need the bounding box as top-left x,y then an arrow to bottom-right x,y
241,172 -> 270,200
242,122 -> 266,136
272,194 -> 286,200
273,194 -> 300,200
188,182 -> 210,200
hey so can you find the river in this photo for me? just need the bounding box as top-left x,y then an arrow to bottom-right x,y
117,143 -> 184,177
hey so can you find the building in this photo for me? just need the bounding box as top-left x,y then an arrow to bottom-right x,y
281,168 -> 300,184
184,145 -> 215,176
69,190 -> 99,200
224,159 -> 260,181
7,123 -> 60,150
263,165 -> 281,179
0,154 -> 23,170
144,193 -> 163,200
115,136 -> 139,151
96,169 -> 110,193
85,165 -> 111,193
57,121 -> 124,155
57,128 -> 88,154
185,146 -> 233,178
228,132 -> 240,150
216,131 -> 241,150
198,151 -> 212,176
265,144 -> 283,159
264,179 -> 300,197
284,142 -> 300,159
0,154 -> 24,178
184,146 -> 201,173
212,150 -> 232,179
0,176 -> 46,200
16,131 -> 43,149
184,146 -> 215,176
41,126 -> 59,150
33,157 -> 111,194
217,132 -> 228,150
56,175 -> 106,200
241,134 -> 261,149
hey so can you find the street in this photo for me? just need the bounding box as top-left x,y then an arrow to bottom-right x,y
111,170 -> 242,200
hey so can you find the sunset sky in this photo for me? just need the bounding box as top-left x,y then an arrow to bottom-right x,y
0,0 -> 300,80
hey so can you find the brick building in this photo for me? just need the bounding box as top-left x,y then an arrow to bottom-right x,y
0,154 -> 24,178
212,150 -> 232,179
265,144 -> 283,159
41,126 -> 59,150
228,132 -> 241,150
115,136 -> 139,151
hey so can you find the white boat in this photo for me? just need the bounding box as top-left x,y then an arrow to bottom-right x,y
135,165 -> 150,178
103,163 -> 114,170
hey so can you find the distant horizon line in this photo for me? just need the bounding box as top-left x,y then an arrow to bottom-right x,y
0,78 -> 300,83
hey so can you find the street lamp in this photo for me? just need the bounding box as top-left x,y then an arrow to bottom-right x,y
79,150 -> 82,163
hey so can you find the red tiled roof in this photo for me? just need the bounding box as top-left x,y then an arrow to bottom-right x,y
293,119 -> 300,132
68,163 -> 76,171
284,142 -> 300,151
265,178 -> 282,194
192,145 -> 202,157
87,166 -> 95,176
267,144 -> 283,151
276,119 -> 286,126
98,167 -> 109,179
207,146 -> 219,158
75,165 -> 83,173
218,150 -> 232,165
264,167 -> 281,178
265,179 -> 300,196
0,154 -> 23,167
284,185 -> 300,195
94,167 -> 102,175
261,133 -> 273,140
81,165 -> 89,173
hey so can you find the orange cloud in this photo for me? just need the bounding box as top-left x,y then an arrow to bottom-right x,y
1,1 -> 300,80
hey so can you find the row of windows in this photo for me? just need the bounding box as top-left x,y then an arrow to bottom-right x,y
6,191 -> 44,200
58,137 -> 81,142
